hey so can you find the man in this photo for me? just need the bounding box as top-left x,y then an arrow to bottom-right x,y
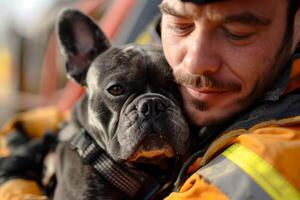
160,0 -> 300,199
1,0 -> 300,199
161,0 -> 298,126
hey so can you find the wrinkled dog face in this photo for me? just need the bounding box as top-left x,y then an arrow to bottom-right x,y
87,46 -> 190,163
57,9 -> 189,165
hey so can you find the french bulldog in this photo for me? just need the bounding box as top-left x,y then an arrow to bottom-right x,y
53,9 -> 190,200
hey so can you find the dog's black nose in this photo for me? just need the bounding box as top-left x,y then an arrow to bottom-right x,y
137,98 -> 166,117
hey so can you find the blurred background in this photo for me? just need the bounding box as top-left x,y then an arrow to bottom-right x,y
0,0 -> 162,126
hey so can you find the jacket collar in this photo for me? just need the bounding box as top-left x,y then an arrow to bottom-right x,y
285,52 -> 300,94
262,51 -> 300,101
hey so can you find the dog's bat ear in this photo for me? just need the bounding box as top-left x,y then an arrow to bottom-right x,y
56,9 -> 110,85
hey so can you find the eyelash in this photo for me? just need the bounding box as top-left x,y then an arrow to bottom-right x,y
222,27 -> 254,41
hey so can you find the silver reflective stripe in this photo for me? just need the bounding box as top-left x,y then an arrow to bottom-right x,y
197,155 -> 272,200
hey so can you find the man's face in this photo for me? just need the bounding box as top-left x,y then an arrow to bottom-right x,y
160,0 -> 293,126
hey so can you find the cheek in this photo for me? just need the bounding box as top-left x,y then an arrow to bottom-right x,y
223,42 -> 276,97
161,19 -> 185,69
223,25 -> 285,95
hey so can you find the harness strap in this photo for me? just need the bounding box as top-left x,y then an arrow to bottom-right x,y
70,129 -> 168,199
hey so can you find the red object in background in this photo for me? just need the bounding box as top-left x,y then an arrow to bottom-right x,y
39,0 -> 137,112
99,0 -> 137,40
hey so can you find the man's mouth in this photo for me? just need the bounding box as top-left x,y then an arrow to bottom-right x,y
188,86 -> 229,94
184,86 -> 231,100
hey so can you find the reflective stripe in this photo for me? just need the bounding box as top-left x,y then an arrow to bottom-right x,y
198,154 -> 272,200
223,143 -> 300,200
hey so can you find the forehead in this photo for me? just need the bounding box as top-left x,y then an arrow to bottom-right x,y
161,0 -> 287,20
86,45 -> 166,81
93,45 -> 146,73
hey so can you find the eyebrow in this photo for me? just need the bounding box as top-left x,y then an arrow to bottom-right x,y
222,12 -> 271,26
159,2 -> 271,27
159,2 -> 191,18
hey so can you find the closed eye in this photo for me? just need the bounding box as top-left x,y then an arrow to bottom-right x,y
221,27 -> 256,45
167,23 -> 195,36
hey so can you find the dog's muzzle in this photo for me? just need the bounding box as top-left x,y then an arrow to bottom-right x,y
112,93 -> 190,163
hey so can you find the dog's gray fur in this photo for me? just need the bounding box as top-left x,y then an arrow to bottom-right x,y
53,9 -> 189,200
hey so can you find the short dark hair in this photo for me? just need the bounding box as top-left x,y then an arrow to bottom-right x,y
285,0 -> 300,46
290,0 -> 300,51
289,0 -> 300,16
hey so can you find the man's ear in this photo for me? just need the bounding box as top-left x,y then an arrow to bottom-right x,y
57,9 -> 111,85
293,9 -> 300,51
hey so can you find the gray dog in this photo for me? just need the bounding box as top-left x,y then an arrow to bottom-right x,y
52,9 -> 190,200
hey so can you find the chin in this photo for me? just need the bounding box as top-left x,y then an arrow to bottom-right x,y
184,104 -> 238,127
188,112 -> 220,127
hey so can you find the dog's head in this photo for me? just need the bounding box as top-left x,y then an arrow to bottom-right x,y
57,9 -> 190,168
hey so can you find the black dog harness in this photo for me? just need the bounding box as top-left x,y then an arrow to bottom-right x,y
70,128 -> 174,199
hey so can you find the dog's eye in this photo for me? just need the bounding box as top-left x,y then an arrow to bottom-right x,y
107,84 -> 125,96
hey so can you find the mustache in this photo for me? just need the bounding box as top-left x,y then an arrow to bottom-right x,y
173,69 -> 241,91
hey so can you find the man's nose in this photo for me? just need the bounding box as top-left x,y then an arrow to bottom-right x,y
182,30 -> 221,75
